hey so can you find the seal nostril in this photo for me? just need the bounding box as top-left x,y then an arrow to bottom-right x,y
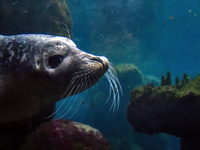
90,57 -> 103,64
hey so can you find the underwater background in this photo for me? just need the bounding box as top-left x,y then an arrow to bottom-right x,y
56,0 -> 200,150
0,0 -> 199,150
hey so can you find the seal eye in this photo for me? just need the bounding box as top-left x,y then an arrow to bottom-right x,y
48,55 -> 64,68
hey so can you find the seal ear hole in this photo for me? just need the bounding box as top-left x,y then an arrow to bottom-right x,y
37,60 -> 40,66
48,54 -> 64,69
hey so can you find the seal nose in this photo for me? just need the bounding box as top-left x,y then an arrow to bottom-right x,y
90,56 -> 109,72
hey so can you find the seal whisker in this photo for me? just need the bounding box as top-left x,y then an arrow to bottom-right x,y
84,76 -> 88,90
68,78 -> 87,119
108,66 -> 123,96
86,75 -> 92,89
104,74 -> 112,104
45,75 -> 79,119
57,77 -> 85,119
56,78 -> 82,118
104,66 -> 123,112
68,97 -> 83,119
59,22 -> 72,39
61,76 -> 80,99
54,76 -> 80,115
104,73 -> 116,111
108,65 -> 118,77
108,67 -> 123,104
57,93 -> 78,119
56,71 -> 91,119
107,74 -> 117,112
107,71 -> 120,110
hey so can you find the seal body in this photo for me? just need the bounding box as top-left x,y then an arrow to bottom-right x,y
0,34 -> 109,122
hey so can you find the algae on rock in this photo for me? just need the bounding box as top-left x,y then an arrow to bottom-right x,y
127,74 -> 200,150
0,0 -> 72,37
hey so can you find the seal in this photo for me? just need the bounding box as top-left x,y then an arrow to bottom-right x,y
0,34 -> 109,122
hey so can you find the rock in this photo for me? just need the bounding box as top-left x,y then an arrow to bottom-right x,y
115,63 -> 142,90
0,0 -> 72,37
22,119 -> 110,150
127,74 -> 200,150
181,135 -> 200,150
161,71 -> 172,86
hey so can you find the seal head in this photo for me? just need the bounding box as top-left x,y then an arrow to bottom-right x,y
0,34 -> 109,122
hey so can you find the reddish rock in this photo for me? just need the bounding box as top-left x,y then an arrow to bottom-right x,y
22,119 -> 110,150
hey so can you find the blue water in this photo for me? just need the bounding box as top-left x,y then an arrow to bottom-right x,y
55,0 -> 200,149
68,0 -> 200,78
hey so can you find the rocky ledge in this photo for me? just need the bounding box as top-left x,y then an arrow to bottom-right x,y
127,73 -> 200,150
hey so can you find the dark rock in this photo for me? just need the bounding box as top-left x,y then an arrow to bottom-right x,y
161,76 -> 165,86
0,0 -> 72,37
166,71 -> 171,85
181,135 -> 200,150
127,74 -> 200,150
22,119 -> 110,150
161,71 -> 171,86
175,76 -> 181,89
128,75 -> 200,137
182,73 -> 190,87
